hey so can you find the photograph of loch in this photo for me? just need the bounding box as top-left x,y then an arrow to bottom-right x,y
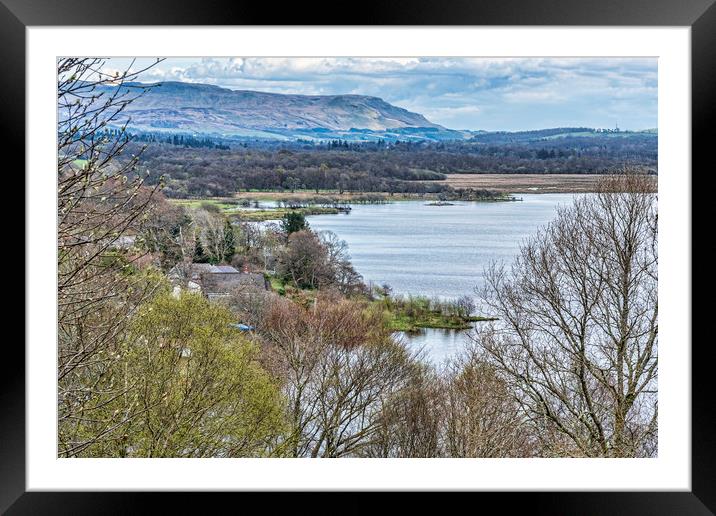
58,57 -> 657,458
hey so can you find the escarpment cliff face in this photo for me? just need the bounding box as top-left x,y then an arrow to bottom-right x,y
96,81 -> 468,141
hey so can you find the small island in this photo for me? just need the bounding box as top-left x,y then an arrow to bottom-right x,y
370,288 -> 497,332
268,273 -> 496,332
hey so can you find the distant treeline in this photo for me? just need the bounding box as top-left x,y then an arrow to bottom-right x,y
128,130 -> 231,150
126,129 -> 657,198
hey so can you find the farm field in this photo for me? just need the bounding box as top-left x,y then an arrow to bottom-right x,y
440,173 -> 626,193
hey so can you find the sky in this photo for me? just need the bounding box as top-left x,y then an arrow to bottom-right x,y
102,57 -> 658,132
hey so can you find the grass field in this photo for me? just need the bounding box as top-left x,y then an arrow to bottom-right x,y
170,198 -> 238,210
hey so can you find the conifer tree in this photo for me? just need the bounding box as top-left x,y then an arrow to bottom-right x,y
280,212 -> 308,236
193,236 -> 209,263
223,219 -> 236,263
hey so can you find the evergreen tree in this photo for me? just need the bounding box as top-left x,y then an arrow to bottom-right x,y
280,212 -> 308,236
193,236 -> 209,263
223,219 -> 236,263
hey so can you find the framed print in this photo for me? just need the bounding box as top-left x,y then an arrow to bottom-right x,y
5,0 -> 715,512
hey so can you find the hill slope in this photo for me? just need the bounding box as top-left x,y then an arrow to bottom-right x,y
101,81 -> 464,141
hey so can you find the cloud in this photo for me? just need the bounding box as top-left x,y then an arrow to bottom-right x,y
103,57 -> 657,131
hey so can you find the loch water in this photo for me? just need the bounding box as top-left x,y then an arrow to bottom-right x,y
306,194 -> 576,363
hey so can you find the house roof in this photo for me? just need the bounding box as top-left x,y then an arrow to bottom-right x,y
201,272 -> 268,294
169,263 -> 239,280
168,263 -> 268,294
212,265 -> 239,273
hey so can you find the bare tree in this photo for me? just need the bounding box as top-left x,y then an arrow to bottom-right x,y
474,173 -> 658,457
260,294 -> 416,457
57,58 -> 163,456
455,295 -> 476,319
192,208 -> 232,264
442,347 -> 534,457
363,362 -> 444,458
136,192 -> 193,271
317,230 -> 365,295
276,230 -> 332,289
224,284 -> 274,330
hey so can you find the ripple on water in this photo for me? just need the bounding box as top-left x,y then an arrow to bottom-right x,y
307,194 -> 575,362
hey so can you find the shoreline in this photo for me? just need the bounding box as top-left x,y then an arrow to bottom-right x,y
167,173 -> 656,220
166,173 -> 636,205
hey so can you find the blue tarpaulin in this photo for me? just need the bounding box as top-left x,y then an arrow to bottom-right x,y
230,323 -> 254,331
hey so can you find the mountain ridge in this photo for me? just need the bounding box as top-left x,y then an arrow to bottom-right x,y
97,81 -> 657,142
100,81 -> 464,141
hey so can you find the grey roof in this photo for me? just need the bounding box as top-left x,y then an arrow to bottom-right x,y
168,263 -> 239,281
212,265 -> 239,273
168,263 -> 268,294
201,272 -> 268,294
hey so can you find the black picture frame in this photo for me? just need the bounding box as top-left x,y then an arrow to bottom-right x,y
4,0 -> 714,513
